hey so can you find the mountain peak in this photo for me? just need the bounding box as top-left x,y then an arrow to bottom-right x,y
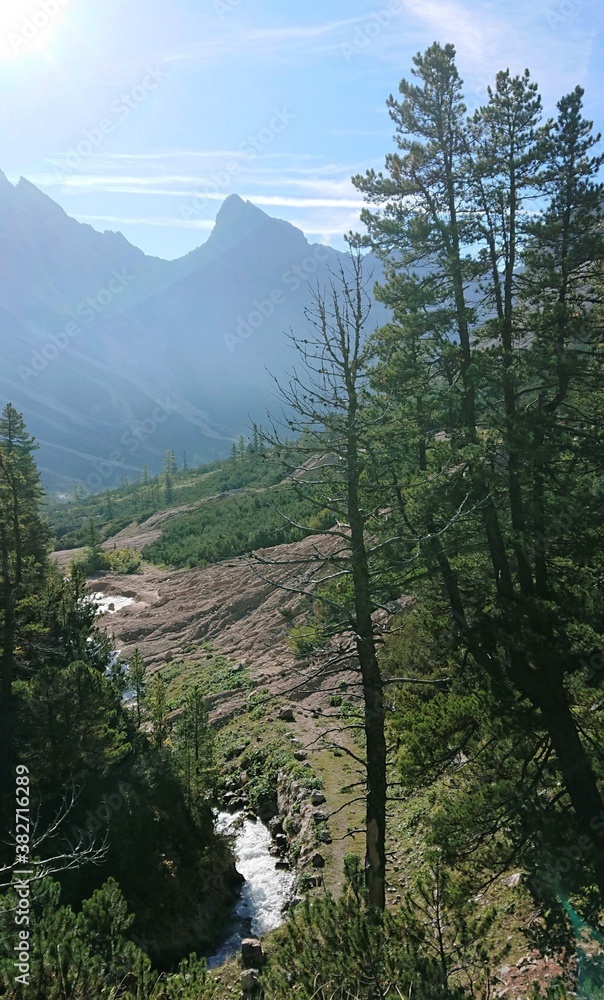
0,171 -> 13,217
213,194 -> 268,232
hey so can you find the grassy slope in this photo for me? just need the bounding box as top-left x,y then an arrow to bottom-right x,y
48,448 -> 287,552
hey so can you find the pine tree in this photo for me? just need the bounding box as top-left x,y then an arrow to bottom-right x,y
163,451 -> 176,504
0,404 -> 50,712
175,685 -> 215,809
356,45 -> 604,894
79,517 -> 108,574
260,252 -> 388,909
164,450 -> 177,476
148,673 -> 168,748
128,648 -> 147,729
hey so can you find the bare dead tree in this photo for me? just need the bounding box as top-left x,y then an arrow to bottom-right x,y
0,785 -> 109,891
252,247 -> 393,909
252,248 -> 473,907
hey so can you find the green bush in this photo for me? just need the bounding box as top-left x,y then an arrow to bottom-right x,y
71,545 -> 110,575
106,547 -> 142,574
0,877 -> 219,1000
261,858 -> 466,1000
286,623 -> 324,657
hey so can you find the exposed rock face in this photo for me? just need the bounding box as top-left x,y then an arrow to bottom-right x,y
241,968 -> 260,992
241,938 -> 265,967
274,771 -> 335,889
72,535 -> 342,687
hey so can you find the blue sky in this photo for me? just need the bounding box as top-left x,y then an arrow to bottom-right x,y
0,0 -> 601,259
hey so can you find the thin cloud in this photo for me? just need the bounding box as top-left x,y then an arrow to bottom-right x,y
67,186 -> 365,210
400,0 -> 503,65
45,177 -> 365,210
162,16 -> 377,66
99,151 -> 319,163
76,215 -> 215,230
396,0 -> 595,100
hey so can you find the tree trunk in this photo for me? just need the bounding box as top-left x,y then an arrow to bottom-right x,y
357,633 -> 387,910
348,393 -> 387,910
0,582 -> 14,708
532,675 -> 604,894
349,523 -> 387,909
0,586 -> 15,796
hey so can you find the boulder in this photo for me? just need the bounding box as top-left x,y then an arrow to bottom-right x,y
278,707 -> 295,722
318,830 -> 332,844
240,968 -> 260,992
241,938 -> 265,967
310,791 -> 326,806
311,853 -> 326,868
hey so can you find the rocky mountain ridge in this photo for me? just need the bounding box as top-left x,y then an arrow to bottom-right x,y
0,174 -> 384,490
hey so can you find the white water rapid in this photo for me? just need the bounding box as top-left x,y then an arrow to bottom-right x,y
208,811 -> 295,967
90,592 -> 135,614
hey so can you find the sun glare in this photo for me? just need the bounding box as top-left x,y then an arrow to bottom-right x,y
0,0 -> 70,61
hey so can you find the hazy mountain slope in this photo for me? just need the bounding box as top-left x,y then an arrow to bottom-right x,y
0,175 -> 385,491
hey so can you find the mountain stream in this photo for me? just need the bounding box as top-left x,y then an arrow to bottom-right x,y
208,811 -> 295,967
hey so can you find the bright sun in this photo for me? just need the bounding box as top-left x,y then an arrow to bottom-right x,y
0,0 -> 70,61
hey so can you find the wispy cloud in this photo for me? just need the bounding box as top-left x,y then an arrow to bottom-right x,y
163,17 -> 373,64
31,174 -> 365,206
395,0 -> 595,100
77,215 -> 215,230
400,0 -> 505,65
100,151 -> 319,163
